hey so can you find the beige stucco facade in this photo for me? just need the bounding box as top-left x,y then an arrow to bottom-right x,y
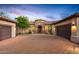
29,20 -> 54,34
54,18 -> 74,27
30,24 -> 53,34
17,19 -> 54,34
0,20 -> 16,38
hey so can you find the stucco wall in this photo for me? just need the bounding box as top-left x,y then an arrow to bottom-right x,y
52,25 -> 56,35
54,18 -> 76,27
0,20 -> 16,38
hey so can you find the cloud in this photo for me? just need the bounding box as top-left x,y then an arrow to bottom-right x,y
9,7 -> 44,15
9,8 -> 25,15
17,5 -> 45,14
59,12 -> 73,19
46,16 -> 56,19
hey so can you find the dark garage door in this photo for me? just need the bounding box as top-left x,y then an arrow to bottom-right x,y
0,25 -> 11,40
56,24 -> 71,40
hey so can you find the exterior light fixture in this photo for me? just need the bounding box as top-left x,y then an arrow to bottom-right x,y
71,24 -> 77,33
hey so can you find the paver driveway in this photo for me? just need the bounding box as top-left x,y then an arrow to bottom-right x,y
0,34 -> 78,54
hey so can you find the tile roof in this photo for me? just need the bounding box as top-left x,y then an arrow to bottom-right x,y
30,21 -> 56,25
0,16 -> 16,23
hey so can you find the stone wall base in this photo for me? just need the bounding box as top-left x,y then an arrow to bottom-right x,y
71,36 -> 79,43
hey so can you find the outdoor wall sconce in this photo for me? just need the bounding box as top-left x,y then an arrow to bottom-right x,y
71,24 -> 77,33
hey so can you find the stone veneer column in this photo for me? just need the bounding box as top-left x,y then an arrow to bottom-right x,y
52,25 -> 56,35
71,17 -> 79,43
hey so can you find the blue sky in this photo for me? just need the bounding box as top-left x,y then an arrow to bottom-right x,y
0,4 -> 79,21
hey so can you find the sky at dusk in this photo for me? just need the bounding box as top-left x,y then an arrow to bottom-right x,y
0,4 -> 79,21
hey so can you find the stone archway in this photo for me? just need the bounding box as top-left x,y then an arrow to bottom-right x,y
37,25 -> 42,33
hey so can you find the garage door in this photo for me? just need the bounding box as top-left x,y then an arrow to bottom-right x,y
56,24 -> 71,40
0,25 -> 11,40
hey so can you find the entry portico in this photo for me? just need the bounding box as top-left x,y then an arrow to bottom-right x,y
30,19 -> 55,34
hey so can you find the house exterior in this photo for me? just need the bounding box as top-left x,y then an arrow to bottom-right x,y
29,19 -> 56,34
0,16 -> 16,40
54,13 -> 79,43
17,19 -> 55,34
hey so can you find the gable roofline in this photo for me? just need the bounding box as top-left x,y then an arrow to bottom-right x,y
0,16 -> 16,23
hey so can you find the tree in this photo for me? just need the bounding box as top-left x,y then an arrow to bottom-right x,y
0,12 -> 8,17
0,12 -> 4,16
15,16 -> 30,34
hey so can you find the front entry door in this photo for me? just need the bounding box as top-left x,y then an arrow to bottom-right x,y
37,25 -> 42,33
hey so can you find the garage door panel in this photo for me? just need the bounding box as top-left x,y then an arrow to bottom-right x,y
0,25 -> 11,40
56,24 -> 71,40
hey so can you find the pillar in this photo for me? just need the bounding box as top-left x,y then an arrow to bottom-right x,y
52,25 -> 56,35
11,25 -> 16,38
71,17 -> 79,43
